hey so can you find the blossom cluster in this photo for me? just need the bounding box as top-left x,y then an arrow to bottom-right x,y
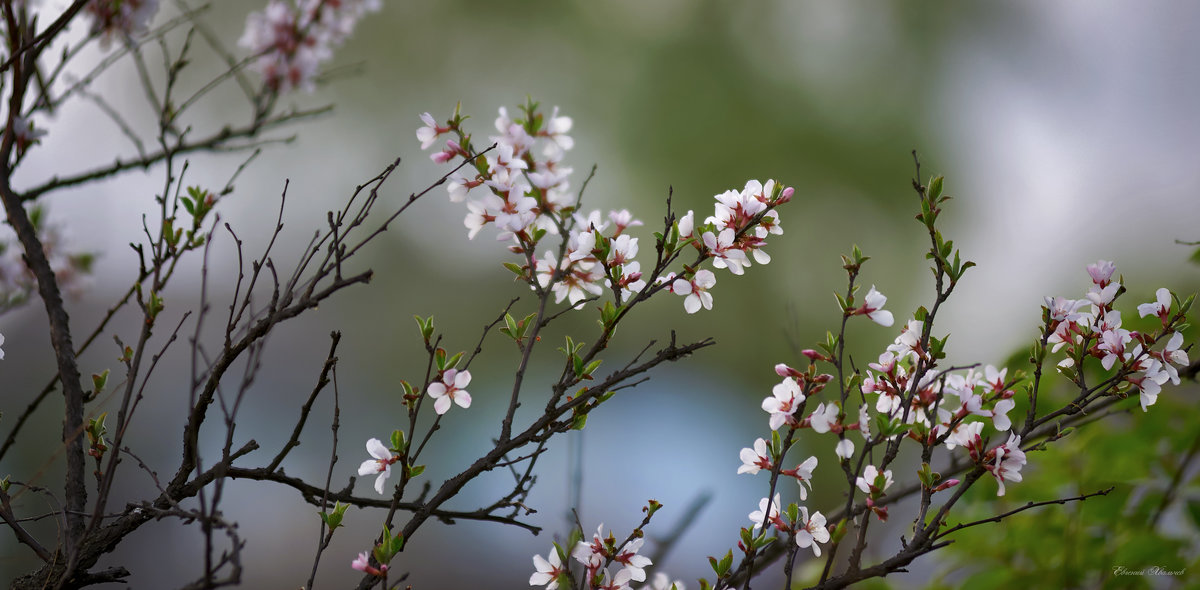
1047,260 -> 1189,411
239,0 -> 382,93
529,525 -> 680,590
85,0 -> 160,48
417,103 -> 791,314
756,283 -> 1028,499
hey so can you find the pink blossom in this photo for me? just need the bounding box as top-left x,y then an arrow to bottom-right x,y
613,538 -> 652,582
790,456 -> 818,500
835,438 -> 854,460
357,438 -> 397,495
944,420 -> 983,452
676,210 -> 695,239
988,434 -> 1027,496
1045,296 -> 1088,323
1137,288 -> 1173,323
861,286 -> 894,327
530,549 -> 564,589
795,507 -> 829,557
762,377 -> 804,430
351,550 -> 386,576
87,0 -> 159,48
671,270 -> 716,314
427,369 -> 473,415
748,494 -> 781,530
1086,260 -> 1116,286
416,112 -> 444,149
702,228 -> 748,275
886,319 -> 923,361
856,464 -> 893,495
737,438 -> 772,475
808,402 -> 839,434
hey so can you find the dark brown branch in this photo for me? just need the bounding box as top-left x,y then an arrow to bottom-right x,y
933,487 -> 1114,539
267,332 -> 342,472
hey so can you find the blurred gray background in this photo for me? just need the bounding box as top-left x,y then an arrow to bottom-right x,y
2,0 -> 1199,587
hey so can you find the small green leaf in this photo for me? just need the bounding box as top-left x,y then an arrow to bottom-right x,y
927,175 -> 944,201
502,262 -> 526,278
408,464 -> 425,478
92,369 -> 109,393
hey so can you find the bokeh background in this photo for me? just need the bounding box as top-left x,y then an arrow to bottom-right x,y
2,0 -> 1199,587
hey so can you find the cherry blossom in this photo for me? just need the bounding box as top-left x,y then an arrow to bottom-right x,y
239,0 -> 382,93
416,112 -> 445,149
808,402 -> 840,434
599,569 -> 634,590
608,210 -> 643,235
1097,328 -> 1132,370
536,252 -> 604,306
642,572 -> 686,590
1087,260 -> 1116,286
749,494 -> 782,530
835,438 -> 854,460
944,420 -> 983,452
1151,331 -> 1189,385
676,210 -> 695,239
572,524 -> 609,569
357,438 -> 397,494
795,507 -> 829,557
672,270 -> 716,314
351,551 -> 387,577
763,377 -> 804,430
860,285 -> 894,327
612,538 -> 652,582
987,434 -> 1027,496
530,549 -> 565,589
1128,360 -> 1169,412
87,0 -> 159,48
427,369 -> 473,415
1045,296 -> 1088,324
788,456 -> 819,500
541,106 -> 574,158
856,464 -> 893,495
886,319 -> 924,361
1137,287 -> 1173,324
702,228 -> 748,275
737,438 -> 772,475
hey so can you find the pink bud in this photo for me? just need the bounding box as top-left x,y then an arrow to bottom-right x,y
775,363 -> 798,377
932,479 -> 961,493
777,186 -> 794,204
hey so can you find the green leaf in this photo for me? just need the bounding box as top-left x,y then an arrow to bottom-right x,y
502,262 -> 526,278
407,464 -> 425,478
92,369 -> 109,393
320,501 -> 348,530
927,175 -> 944,201
390,430 -> 406,452
581,359 -> 602,379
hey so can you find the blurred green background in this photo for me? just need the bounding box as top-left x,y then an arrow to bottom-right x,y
2,0 -> 1199,587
